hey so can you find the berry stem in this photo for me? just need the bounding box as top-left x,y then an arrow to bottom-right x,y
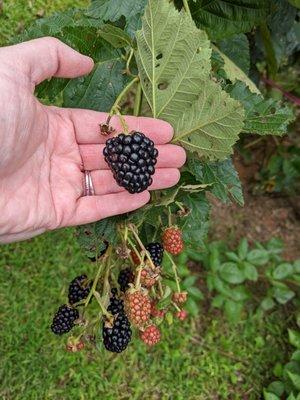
128,224 -> 156,270
127,236 -> 143,265
93,291 -> 111,318
168,207 -> 172,227
175,201 -> 185,212
172,300 -> 181,312
158,279 -> 164,298
109,76 -> 139,117
134,82 -> 142,117
125,48 -> 134,76
135,265 -> 143,289
165,252 -> 181,293
84,247 -> 111,307
182,0 -> 192,17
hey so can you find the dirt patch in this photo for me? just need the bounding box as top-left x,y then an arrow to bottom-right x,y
209,151 -> 300,260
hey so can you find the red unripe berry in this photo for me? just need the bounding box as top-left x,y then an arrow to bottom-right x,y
125,290 -> 151,327
162,227 -> 184,255
140,325 -> 161,346
176,310 -> 188,321
172,291 -> 188,304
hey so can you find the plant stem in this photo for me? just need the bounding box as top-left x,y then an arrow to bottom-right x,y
85,247 -> 111,307
93,291 -> 111,318
125,48 -> 134,76
175,201 -> 185,212
168,207 -> 172,227
158,279 -> 164,298
134,82 -> 142,117
165,252 -> 181,292
109,76 -> 139,116
128,224 -> 156,270
171,300 -> 181,312
127,236 -> 143,264
182,0 -> 191,17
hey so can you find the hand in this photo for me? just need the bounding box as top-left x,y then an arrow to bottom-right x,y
0,38 -> 186,243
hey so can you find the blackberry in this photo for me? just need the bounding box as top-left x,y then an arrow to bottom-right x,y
102,294 -> 132,353
118,268 -> 134,292
51,305 -> 79,335
102,312 -> 132,353
68,274 -> 92,305
103,132 -> 158,194
146,242 -> 164,266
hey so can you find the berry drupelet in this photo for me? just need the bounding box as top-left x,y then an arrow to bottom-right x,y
51,305 -> 79,335
68,274 -> 92,305
145,242 -> 164,267
103,132 -> 158,194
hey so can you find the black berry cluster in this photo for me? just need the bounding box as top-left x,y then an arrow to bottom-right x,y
118,268 -> 134,292
146,242 -> 164,267
103,132 -> 158,194
102,292 -> 132,353
51,305 -> 79,335
68,274 -> 92,305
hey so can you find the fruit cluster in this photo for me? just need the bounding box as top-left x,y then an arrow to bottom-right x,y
51,226 -> 188,354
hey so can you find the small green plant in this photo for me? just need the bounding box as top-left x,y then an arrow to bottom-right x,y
187,238 -> 300,322
264,327 -> 300,400
255,145 -> 300,195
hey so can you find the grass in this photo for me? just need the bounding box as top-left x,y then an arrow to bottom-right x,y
0,229 -> 291,400
0,2 -> 293,399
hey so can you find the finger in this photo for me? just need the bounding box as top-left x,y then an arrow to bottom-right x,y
90,168 -> 181,195
5,37 -> 94,85
69,191 -> 150,226
64,109 -> 174,144
80,144 -> 186,170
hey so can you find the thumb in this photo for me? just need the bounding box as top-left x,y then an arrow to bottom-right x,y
3,37 -> 94,85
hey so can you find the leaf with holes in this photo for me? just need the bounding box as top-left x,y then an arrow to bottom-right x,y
135,0 -> 211,121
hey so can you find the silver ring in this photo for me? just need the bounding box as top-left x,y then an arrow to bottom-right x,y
83,171 -> 95,196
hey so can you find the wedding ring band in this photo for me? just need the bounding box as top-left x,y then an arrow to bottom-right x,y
83,171 -> 95,196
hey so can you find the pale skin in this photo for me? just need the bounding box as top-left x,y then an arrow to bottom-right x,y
0,37 -> 186,244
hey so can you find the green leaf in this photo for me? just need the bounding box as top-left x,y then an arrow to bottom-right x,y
246,249 -> 269,266
294,259 -> 300,273
98,24 -> 134,48
261,297 -> 275,311
187,287 -> 204,300
263,390 -> 280,400
266,381 -> 285,397
186,157 -> 244,205
136,0 -> 244,160
211,294 -> 225,308
172,79 -> 245,160
217,34 -> 250,75
86,0 -> 148,23
224,299 -> 243,322
229,286 -> 250,302
273,286 -> 295,304
227,81 -> 295,136
243,262 -> 258,281
182,275 -> 197,288
287,393 -> 297,400
219,262 -> 245,284
292,350 -> 300,362
289,330 -> 300,349
64,59 -> 134,112
216,45 -> 260,94
273,263 -> 294,280
238,238 -> 249,260
136,0 -> 211,119
288,0 -> 300,7
190,0 -> 270,40
225,252 -> 240,262
179,192 -> 211,249
287,371 -> 300,391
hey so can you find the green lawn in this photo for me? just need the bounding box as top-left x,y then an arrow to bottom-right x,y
0,2 -> 293,399
0,229 -> 291,399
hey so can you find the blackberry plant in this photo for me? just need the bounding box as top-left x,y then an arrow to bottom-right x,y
20,0 -> 298,355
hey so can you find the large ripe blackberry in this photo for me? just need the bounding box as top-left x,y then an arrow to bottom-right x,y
145,242 -> 164,267
51,305 -> 79,335
118,268 -> 134,292
68,274 -> 92,305
102,293 -> 132,353
103,132 -> 158,194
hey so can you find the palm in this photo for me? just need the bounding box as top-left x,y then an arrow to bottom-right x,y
0,38 -> 185,243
